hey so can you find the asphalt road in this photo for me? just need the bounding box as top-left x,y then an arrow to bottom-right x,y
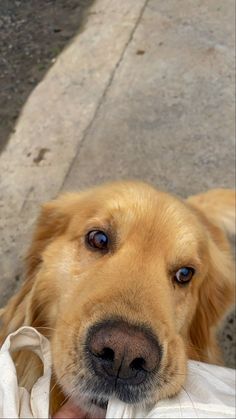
0,0 -> 93,152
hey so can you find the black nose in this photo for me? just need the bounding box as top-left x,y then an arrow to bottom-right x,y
86,320 -> 161,386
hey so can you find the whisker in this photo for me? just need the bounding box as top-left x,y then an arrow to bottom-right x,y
50,371 -> 67,395
59,393 -> 70,407
36,326 -> 57,331
181,385 -> 199,418
50,360 -> 77,395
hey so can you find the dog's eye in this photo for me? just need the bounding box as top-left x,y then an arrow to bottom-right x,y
174,267 -> 195,284
87,230 -> 109,251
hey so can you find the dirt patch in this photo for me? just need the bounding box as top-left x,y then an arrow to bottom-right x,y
0,0 -> 94,153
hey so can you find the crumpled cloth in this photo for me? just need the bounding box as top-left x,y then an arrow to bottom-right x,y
0,326 -> 235,419
106,361 -> 236,418
0,326 -> 51,418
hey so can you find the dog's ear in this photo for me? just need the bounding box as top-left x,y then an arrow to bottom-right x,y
0,195 -> 72,339
186,189 -> 235,362
26,197 -> 71,278
187,189 -> 235,237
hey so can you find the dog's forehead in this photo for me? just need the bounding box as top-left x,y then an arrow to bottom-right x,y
83,183 -> 199,240
78,185 -> 204,267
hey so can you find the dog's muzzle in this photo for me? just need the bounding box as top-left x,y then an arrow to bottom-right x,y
84,319 -> 161,403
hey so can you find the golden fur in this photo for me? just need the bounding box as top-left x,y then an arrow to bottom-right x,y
0,181 -> 235,416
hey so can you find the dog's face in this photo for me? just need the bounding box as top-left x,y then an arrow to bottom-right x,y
3,182 -> 234,415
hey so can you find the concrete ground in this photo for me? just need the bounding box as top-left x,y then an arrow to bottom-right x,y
0,0 -> 235,366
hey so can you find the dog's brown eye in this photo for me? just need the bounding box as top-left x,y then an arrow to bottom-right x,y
174,267 -> 195,284
87,230 -> 109,251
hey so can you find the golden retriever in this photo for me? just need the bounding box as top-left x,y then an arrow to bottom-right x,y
0,181 -> 235,418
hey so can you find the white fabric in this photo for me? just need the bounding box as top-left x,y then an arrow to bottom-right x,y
106,361 -> 236,418
0,326 -> 51,418
0,327 -> 235,419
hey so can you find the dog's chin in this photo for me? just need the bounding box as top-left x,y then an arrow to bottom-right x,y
53,396 -> 107,419
81,394 -> 108,412
65,386 -> 154,419
59,383 -> 151,418
70,394 -> 108,418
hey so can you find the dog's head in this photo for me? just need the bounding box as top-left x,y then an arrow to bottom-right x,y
1,181 -> 234,414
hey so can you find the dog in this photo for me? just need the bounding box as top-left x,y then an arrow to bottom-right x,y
0,181 -> 235,417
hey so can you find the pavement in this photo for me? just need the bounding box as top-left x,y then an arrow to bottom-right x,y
0,0 -> 235,365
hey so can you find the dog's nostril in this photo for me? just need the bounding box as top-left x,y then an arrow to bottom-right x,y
98,347 -> 114,362
130,357 -> 146,372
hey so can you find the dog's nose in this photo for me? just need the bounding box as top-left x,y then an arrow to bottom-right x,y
87,320 -> 161,386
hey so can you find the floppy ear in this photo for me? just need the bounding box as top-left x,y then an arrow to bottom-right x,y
187,188 -> 235,237
186,189 -> 235,363
0,194 -> 80,402
26,198 -> 71,279
0,196 -> 71,340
